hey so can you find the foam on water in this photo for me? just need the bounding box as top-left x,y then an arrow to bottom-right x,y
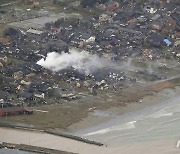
81,95 -> 180,144
148,110 -> 173,119
84,121 -> 136,136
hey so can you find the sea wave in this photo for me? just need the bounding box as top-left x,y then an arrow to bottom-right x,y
160,117 -> 180,125
84,121 -> 136,136
143,107 -> 173,119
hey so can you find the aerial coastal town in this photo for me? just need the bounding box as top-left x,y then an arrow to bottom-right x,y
0,0 -> 180,153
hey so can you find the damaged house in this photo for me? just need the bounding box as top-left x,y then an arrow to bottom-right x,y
147,33 -> 164,48
48,39 -> 69,53
26,29 -> 46,41
105,0 -> 119,12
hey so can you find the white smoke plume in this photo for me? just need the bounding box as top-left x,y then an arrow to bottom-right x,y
37,49 -> 111,75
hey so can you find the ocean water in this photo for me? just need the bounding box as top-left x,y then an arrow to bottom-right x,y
82,95 -> 180,145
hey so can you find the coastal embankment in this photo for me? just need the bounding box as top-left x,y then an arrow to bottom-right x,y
1,87 -> 180,154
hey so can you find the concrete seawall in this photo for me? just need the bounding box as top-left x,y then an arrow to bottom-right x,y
44,129 -> 103,146
0,142 -> 75,154
0,122 -> 103,146
0,127 -> 107,154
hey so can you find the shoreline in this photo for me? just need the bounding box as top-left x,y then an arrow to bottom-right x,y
0,122 -> 103,146
68,86 -> 180,136
0,86 -> 180,154
0,127 -> 106,154
0,127 -> 179,154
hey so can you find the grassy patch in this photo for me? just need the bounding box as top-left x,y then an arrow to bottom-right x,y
0,85 -> 153,129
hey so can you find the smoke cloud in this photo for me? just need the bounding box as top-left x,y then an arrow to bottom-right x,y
37,49 -> 111,75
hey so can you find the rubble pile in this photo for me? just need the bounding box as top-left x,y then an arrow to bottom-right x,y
0,0 -> 179,107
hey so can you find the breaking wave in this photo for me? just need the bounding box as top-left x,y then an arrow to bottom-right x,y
148,110 -> 173,119
84,121 -> 136,136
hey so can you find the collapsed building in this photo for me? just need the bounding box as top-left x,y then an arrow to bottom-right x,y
0,0 -> 179,108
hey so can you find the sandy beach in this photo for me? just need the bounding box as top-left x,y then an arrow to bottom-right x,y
0,127 -> 180,154
68,86 -> 180,134
1,87 -> 180,154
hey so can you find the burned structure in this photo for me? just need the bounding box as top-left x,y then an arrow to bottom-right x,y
0,0 -> 179,111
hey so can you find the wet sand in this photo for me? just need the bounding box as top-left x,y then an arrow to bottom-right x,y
0,128 -> 180,154
0,127 -> 96,154
68,87 -> 180,134
1,87 -> 180,154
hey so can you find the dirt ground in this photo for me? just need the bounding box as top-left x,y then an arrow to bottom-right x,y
0,0 -> 179,130
1,79 -> 179,130
0,24 -> 9,37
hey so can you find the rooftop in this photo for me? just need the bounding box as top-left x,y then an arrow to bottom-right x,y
27,29 -> 43,35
